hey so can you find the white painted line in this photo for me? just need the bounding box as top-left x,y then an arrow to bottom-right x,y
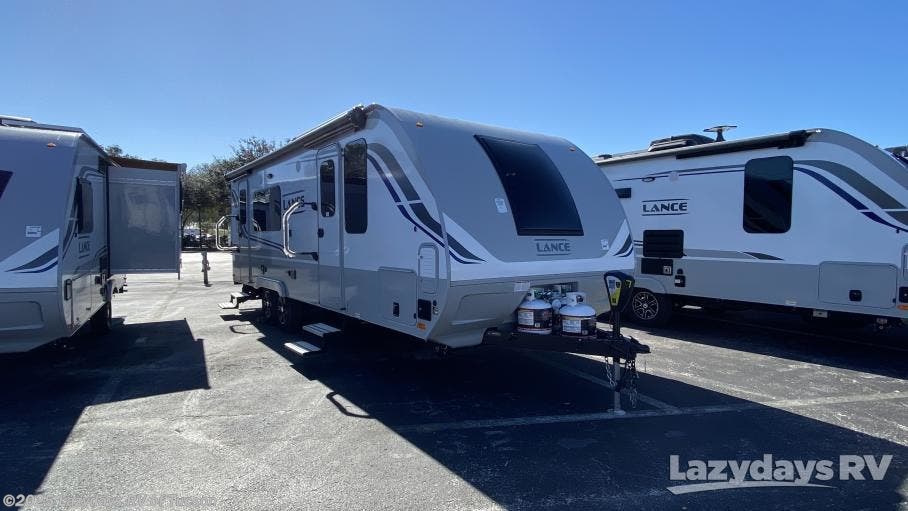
696,315 -> 908,354
395,391 -> 908,434
521,351 -> 680,412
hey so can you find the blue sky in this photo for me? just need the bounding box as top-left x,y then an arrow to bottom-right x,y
3,1 -> 905,168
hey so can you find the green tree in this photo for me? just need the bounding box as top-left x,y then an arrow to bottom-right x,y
182,137 -> 277,241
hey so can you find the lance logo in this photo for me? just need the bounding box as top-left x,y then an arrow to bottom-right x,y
535,238 -> 572,256
642,198 -> 688,216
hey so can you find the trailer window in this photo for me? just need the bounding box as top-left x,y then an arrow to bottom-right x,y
75,178 -> 93,234
320,160 -> 336,217
252,186 -> 282,231
238,189 -> 247,227
344,139 -> 367,234
476,136 -> 583,236
743,156 -> 793,233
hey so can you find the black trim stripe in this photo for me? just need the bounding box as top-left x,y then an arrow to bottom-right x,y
614,234 -> 633,257
368,148 -> 483,263
371,143 -> 419,201
0,170 -> 11,201
10,246 -> 58,272
410,202 -> 483,262
744,252 -> 783,261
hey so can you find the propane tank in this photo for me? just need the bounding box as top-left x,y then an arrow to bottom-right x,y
559,292 -> 597,339
516,291 -> 553,335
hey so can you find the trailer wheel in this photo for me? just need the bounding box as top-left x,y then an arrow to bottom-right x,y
90,302 -> 112,335
261,290 -> 279,324
278,297 -> 303,331
627,289 -> 672,327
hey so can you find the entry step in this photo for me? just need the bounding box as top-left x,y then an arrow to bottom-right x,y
302,323 -> 341,337
284,340 -> 323,356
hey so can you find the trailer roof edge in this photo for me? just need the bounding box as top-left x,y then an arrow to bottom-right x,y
224,104 -> 373,181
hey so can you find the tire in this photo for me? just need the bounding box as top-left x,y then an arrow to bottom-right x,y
626,289 -> 673,327
90,301 -> 112,335
278,297 -> 303,331
261,290 -> 279,324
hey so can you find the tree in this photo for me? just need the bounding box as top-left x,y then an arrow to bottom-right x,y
103,144 -> 139,159
181,137 -> 278,240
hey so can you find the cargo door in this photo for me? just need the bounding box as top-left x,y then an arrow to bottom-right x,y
316,145 -> 344,309
818,262 -> 897,309
109,164 -> 182,273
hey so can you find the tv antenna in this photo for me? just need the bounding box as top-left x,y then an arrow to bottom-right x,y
704,125 -> 737,142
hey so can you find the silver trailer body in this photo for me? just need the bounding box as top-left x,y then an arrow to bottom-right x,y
0,117 -> 182,352
596,128 -> 908,325
225,105 -> 633,347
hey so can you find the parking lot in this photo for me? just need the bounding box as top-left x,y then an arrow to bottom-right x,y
1,251 -> 906,510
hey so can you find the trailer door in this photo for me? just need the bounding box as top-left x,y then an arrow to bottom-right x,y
109,164 -> 182,274
316,145 -> 344,309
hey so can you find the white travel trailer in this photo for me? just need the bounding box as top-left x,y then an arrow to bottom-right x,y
0,115 -> 182,353
596,128 -> 908,327
219,104 -> 636,350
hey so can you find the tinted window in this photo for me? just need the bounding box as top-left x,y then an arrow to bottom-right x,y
238,188 -> 247,226
76,178 -> 93,234
344,139 -> 368,233
252,186 -> 282,231
743,156 -> 793,233
476,136 -> 583,236
320,160 -> 336,217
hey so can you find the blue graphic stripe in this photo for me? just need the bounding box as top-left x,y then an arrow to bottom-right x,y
795,167 -> 868,210
18,260 -> 58,273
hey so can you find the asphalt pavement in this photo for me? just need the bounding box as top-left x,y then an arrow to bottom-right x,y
0,251 -> 905,510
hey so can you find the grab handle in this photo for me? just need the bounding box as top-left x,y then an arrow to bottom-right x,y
215,215 -> 238,251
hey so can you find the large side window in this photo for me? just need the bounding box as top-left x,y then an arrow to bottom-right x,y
75,178 -> 94,234
252,186 -> 282,231
743,156 -> 793,233
344,139 -> 368,233
320,160 -> 336,217
238,188 -> 247,226
475,135 -> 583,236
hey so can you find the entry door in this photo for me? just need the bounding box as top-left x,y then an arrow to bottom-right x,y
316,145 -> 344,309
232,178 -> 253,283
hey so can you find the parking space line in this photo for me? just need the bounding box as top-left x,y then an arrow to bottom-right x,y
520,351 -> 680,412
394,391 -> 908,434
692,314 -> 908,354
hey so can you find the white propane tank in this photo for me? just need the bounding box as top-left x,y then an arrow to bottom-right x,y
516,291 -> 553,335
559,292 -> 597,339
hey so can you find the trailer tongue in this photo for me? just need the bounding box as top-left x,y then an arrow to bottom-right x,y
483,271 -> 651,413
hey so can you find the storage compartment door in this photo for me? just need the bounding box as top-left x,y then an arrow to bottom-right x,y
109,165 -> 181,273
818,262 -> 897,309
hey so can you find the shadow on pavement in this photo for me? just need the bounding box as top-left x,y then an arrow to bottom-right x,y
0,319 -> 209,496
251,320 -> 908,510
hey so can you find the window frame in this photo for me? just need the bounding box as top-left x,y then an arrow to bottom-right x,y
75,178 -> 94,234
742,156 -> 794,234
251,185 -> 282,232
319,159 -> 337,218
475,135 -> 584,237
343,139 -> 368,234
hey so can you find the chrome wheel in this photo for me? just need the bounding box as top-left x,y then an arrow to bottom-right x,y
632,290 -> 659,321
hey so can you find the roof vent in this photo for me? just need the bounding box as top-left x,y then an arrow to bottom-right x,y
648,133 -> 714,152
0,114 -> 35,124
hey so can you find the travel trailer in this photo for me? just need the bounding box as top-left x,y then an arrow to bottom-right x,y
219,104 -> 635,350
596,128 -> 908,327
0,115 -> 182,353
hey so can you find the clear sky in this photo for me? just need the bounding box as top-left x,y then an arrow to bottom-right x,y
3,1 -> 905,168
